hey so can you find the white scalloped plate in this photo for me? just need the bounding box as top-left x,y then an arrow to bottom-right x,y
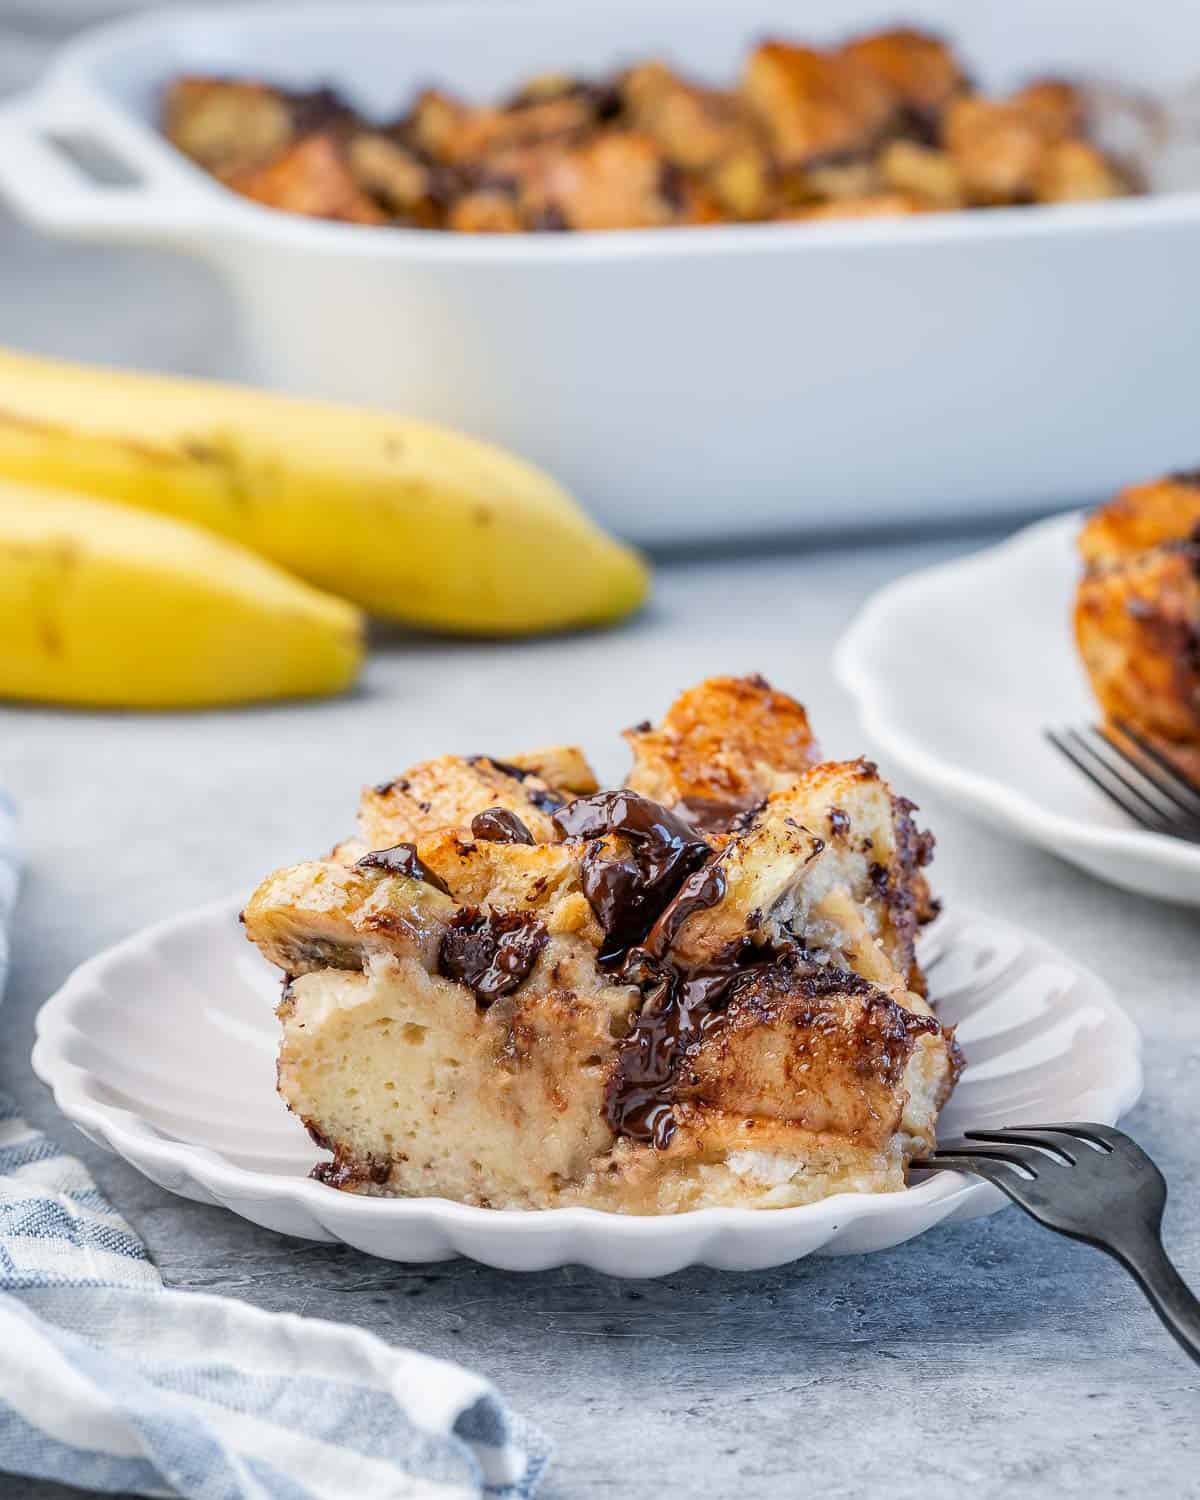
32,897 -> 1141,1276
836,512 -> 1200,906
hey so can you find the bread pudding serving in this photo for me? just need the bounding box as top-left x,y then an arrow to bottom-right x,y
1075,473 -> 1200,780
243,676 -> 961,1213
163,26 -> 1130,234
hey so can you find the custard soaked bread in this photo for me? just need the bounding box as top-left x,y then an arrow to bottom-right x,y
243,676 -> 960,1212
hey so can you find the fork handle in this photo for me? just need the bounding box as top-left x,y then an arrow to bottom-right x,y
1104,1232 -> 1200,1365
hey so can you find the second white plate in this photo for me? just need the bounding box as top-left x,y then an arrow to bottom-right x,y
836,512 -> 1200,906
32,895 -> 1141,1276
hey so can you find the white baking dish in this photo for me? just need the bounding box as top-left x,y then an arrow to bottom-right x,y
1,0 -> 1199,545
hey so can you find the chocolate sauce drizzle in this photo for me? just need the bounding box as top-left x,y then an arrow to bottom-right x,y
552,788 -> 759,1146
607,940 -> 787,1147
356,843 -> 450,893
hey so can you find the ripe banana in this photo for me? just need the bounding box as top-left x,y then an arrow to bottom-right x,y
0,482 -> 363,708
0,348 -> 649,635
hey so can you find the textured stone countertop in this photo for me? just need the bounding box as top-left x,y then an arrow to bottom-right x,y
1,7 -> 1198,1498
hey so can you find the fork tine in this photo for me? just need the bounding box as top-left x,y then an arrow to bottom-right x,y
1074,726 -> 1198,825
1013,1122 -> 1118,1152
1045,728 -> 1174,832
926,1142 -> 1045,1176
965,1128 -> 1076,1163
1109,720 -> 1200,811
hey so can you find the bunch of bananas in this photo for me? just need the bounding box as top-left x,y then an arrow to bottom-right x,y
0,349 -> 648,708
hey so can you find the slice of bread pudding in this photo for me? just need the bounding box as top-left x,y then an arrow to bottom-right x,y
243,675 -> 959,1212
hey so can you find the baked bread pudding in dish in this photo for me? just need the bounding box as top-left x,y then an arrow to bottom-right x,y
1075,473 -> 1200,781
163,26 -> 1131,234
243,676 -> 961,1212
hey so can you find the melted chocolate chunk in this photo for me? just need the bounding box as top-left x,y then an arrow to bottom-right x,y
356,843 -> 450,893
1170,469 -> 1200,487
553,790 -> 717,959
828,807 -> 851,838
607,942 -> 826,1147
643,855 -> 729,957
471,807 -> 535,844
311,1151 -> 392,1189
439,907 -> 548,1004
674,794 -> 762,836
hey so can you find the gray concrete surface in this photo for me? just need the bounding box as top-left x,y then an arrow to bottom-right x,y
1,5 -> 1198,1497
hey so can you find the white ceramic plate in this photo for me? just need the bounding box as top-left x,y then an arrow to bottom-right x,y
32,896 -> 1141,1276
836,513 -> 1200,907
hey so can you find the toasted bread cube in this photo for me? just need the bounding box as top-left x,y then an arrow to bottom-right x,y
741,42 -> 896,168
163,76 -> 295,174
1034,138 -> 1125,202
359,753 -> 566,848
878,139 -> 963,207
226,133 -> 386,223
625,674 -> 819,807
840,28 -> 967,121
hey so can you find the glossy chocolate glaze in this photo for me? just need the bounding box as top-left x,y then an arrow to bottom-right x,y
471,807 -> 535,844
356,842 -> 450,893
553,790 -> 715,960
673,794 -> 763,836
643,857 -> 729,958
439,907 -> 548,1004
552,788 -> 754,1144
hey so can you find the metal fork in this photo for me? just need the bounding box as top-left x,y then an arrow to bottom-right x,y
916,1123 -> 1200,1365
1045,720 -> 1200,842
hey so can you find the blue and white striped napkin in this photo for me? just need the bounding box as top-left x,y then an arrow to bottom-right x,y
0,792 -> 549,1499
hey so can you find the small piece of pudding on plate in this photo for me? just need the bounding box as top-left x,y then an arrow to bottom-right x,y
1075,472 -> 1200,783
243,675 -> 960,1213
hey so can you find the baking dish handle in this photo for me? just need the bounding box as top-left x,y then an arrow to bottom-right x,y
0,77 -> 222,246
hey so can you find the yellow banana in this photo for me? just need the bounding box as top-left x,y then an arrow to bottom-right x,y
0,481 -> 363,708
0,348 -> 649,635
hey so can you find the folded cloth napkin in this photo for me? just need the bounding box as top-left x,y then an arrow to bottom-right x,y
0,792 -> 548,1499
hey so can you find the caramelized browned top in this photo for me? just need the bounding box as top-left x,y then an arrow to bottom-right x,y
624,673 -> 818,807
1079,474 -> 1200,565
162,26 -> 1130,234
